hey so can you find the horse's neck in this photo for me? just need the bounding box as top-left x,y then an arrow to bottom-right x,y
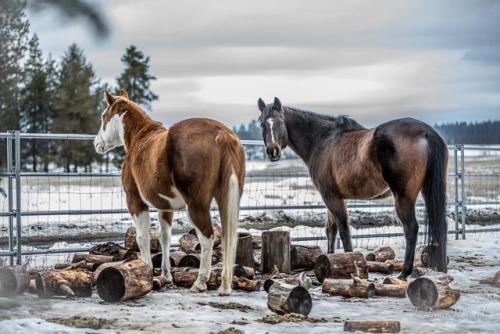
284,108 -> 332,164
123,107 -> 164,150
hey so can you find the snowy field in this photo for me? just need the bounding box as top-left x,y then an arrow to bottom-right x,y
0,237 -> 499,334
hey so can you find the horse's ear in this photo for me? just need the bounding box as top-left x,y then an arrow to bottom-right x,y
258,98 -> 266,112
273,97 -> 282,110
104,90 -> 115,106
119,89 -> 129,100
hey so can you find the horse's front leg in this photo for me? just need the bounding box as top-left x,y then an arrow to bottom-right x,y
187,205 -> 214,293
326,210 -> 338,253
158,210 -> 174,285
325,198 -> 352,252
395,197 -> 418,279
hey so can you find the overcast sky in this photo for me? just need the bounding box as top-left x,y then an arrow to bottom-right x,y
28,0 -> 500,129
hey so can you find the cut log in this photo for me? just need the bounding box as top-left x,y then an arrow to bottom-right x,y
235,232 -> 255,268
96,259 -> 153,302
266,280 -> 312,316
383,277 -> 409,286
225,276 -> 261,292
407,274 -> 460,309
479,271 -> 500,287
189,223 -> 222,248
373,282 -> 407,298
365,246 -> 396,262
0,265 -> 30,297
124,227 -> 161,254
212,263 -> 255,279
415,245 -> 450,269
266,272 -> 313,292
36,268 -> 92,298
28,279 -> 37,294
72,253 -> 115,265
152,275 -> 169,290
54,260 -> 97,271
89,242 -> 138,261
172,267 -> 220,290
367,261 -> 394,275
384,260 -> 404,271
344,320 -> 401,333
178,254 -> 201,268
261,230 -> 291,274
314,251 -> 368,283
178,234 -> 200,253
322,278 -> 375,298
169,251 -> 187,267
290,245 -> 323,270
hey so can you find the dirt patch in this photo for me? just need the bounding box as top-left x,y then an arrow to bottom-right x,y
198,301 -> 254,313
214,327 -> 245,334
47,315 -> 115,330
257,313 -> 329,324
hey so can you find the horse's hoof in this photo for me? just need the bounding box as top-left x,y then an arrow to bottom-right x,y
218,286 -> 232,296
190,281 -> 207,293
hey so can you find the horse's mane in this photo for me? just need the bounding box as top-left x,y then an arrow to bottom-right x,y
285,106 -> 365,131
121,97 -> 164,129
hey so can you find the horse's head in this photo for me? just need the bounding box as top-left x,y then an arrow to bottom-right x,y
257,97 -> 288,162
94,89 -> 130,154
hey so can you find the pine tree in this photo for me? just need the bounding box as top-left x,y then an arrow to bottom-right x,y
52,44 -> 101,172
112,45 -> 158,168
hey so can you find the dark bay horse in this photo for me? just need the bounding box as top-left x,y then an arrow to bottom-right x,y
94,90 -> 246,295
258,97 -> 448,278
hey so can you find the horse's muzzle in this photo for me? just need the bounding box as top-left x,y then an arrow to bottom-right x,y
267,147 -> 281,162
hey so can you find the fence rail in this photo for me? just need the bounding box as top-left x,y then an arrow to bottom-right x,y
1,132 -> 499,266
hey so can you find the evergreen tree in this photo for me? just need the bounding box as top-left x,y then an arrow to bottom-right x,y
0,0 -> 29,169
113,45 -> 158,168
52,44 -> 101,172
20,35 -> 57,171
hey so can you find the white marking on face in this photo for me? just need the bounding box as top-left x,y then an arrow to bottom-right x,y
94,112 -> 127,154
266,118 -> 275,144
159,187 -> 186,210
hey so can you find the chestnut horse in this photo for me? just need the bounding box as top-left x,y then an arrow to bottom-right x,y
258,97 -> 448,278
94,90 -> 245,295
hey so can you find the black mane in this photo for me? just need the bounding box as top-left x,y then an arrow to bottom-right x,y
285,106 -> 365,132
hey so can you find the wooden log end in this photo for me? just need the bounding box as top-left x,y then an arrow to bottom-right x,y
344,320 -> 401,333
285,286 -> 313,316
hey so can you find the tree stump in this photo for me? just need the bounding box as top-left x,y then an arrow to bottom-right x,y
96,259 -> 153,302
178,233 -> 200,252
367,261 -> 394,275
0,265 -> 30,297
322,278 -> 375,298
344,320 -> 401,333
36,268 -> 92,298
384,259 -> 404,271
89,242 -> 138,261
266,280 -> 312,316
124,227 -> 161,253
314,251 -> 368,283
479,271 -> 500,287
235,232 -> 255,268
261,230 -> 291,274
365,246 -> 396,262
407,274 -> 460,309
290,245 -> 323,270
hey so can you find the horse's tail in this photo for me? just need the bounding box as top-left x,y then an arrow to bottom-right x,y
215,130 -> 245,294
422,131 -> 449,273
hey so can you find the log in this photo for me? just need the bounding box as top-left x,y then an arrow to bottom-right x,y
384,260 -> 404,271
373,282 -> 407,298
96,259 -> 153,302
365,246 -> 396,262
415,245 -> 450,269
152,275 -> 168,290
89,242 -> 138,261
178,233 -> 200,253
367,261 -> 394,275
213,263 -> 255,279
72,253 -> 115,265
0,265 -> 30,297
290,245 -> 322,270
28,279 -> 37,294
322,278 -> 375,298
169,250 -> 187,267
314,251 -> 368,283
266,280 -> 312,316
54,260 -> 97,271
36,268 -> 92,298
178,254 -> 201,268
124,227 -> 161,253
407,274 -> 460,309
265,272 -> 313,292
172,268 -> 220,290
344,320 -> 401,333
478,271 -> 500,287
261,230 -> 291,274
383,277 -> 409,286
235,232 -> 255,268
225,276 -> 261,292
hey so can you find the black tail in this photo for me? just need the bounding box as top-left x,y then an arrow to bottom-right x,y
422,132 -> 448,273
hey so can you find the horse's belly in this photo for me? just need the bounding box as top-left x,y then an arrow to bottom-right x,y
138,186 -> 186,211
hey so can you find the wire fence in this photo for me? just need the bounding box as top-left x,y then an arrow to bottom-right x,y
1,132 -> 499,268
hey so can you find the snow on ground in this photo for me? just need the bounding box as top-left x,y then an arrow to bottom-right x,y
1,237 -> 499,334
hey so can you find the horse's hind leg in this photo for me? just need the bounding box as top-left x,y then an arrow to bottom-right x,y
395,196 -> 418,279
132,210 -> 153,267
326,210 -> 338,253
325,198 -> 352,252
187,205 -> 214,293
158,210 -> 174,284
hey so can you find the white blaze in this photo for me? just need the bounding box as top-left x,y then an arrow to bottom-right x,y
266,118 -> 275,144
